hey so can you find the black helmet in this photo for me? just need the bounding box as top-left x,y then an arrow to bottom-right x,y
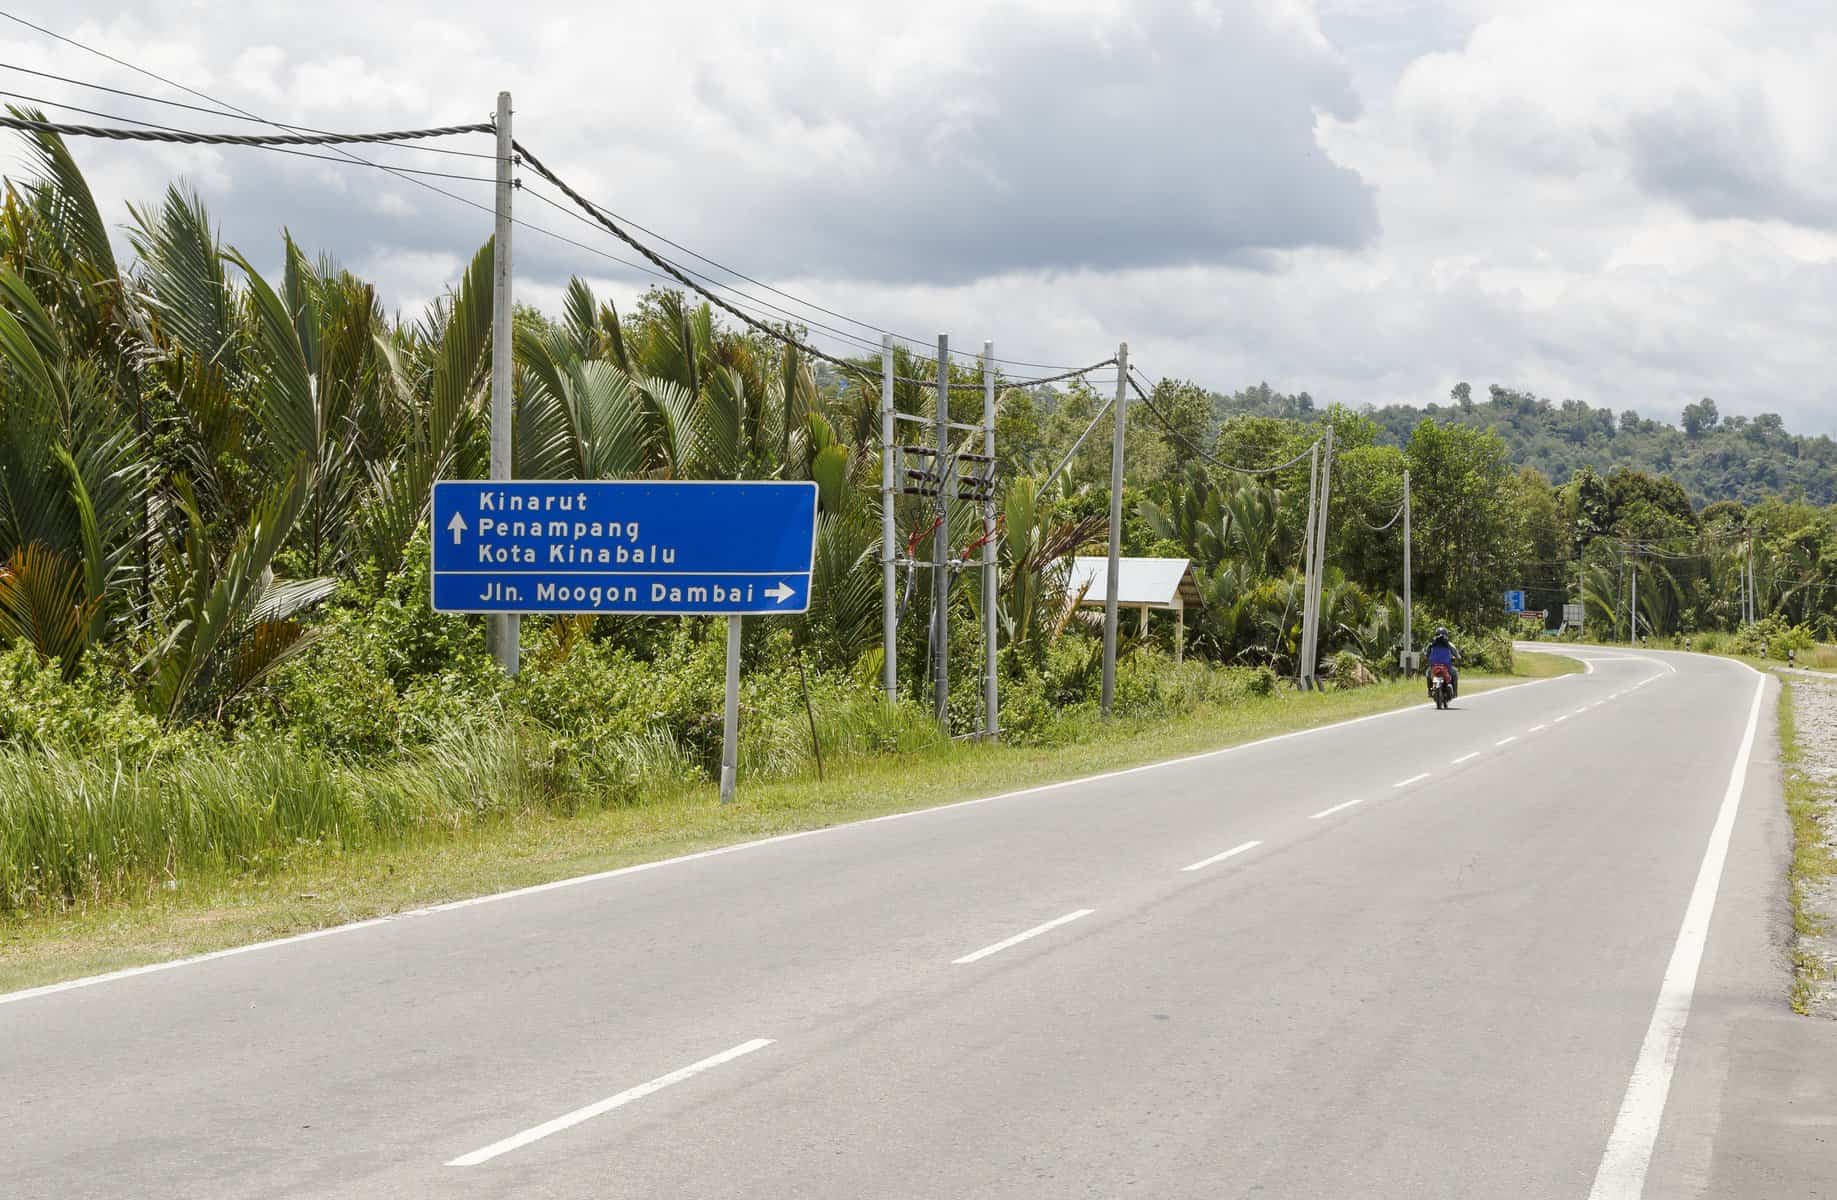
1435,625 -> 1449,639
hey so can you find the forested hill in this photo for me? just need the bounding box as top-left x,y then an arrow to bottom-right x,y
1214,383 -> 1837,506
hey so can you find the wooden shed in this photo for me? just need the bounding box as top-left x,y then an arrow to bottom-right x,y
1066,557 -> 1204,662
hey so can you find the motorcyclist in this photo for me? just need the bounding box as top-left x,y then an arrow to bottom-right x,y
1425,627 -> 1461,698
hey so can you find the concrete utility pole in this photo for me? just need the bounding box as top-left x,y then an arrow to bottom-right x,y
933,334 -> 950,727
1401,468 -> 1412,666
1629,554 -> 1638,645
1742,548 -> 1750,625
880,335 -> 897,699
1299,443 -> 1319,688
1314,426 -> 1335,679
1747,544 -> 1757,624
489,90 -> 518,675
1100,342 -> 1129,716
1300,426 -> 1334,688
981,340 -> 999,741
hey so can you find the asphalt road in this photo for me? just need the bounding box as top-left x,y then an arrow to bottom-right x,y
5,647 -> 1833,1198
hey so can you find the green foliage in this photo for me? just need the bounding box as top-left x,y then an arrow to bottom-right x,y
1730,616 -> 1817,660
14,132 -> 1837,916
0,640 -> 162,756
1354,384 -> 1837,506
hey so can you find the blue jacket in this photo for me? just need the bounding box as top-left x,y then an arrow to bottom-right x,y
1426,640 -> 1458,668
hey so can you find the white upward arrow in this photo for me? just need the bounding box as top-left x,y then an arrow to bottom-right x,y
765,581 -> 795,605
447,512 -> 468,544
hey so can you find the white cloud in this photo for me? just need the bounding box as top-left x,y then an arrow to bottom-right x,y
9,0 -> 1837,437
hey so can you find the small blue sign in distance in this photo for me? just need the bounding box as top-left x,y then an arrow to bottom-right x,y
431,480 -> 817,615
1505,589 -> 1526,613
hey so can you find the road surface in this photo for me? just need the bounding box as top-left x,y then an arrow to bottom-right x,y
5,647 -> 1834,1197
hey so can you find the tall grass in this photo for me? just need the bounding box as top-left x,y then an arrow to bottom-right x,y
0,693 -> 948,911
0,646 -> 1303,913
0,726 -> 558,910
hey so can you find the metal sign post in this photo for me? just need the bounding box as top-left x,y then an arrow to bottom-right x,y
432,479 -> 818,804
721,615 -> 742,803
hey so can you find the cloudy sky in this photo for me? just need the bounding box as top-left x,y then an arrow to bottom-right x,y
7,0 -> 1837,432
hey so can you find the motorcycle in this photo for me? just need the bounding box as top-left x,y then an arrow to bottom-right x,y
1428,662 -> 1455,709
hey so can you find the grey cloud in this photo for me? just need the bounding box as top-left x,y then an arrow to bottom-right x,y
611,0 -> 1378,284
1624,88 -> 1831,229
22,0 -> 1837,442
35,0 -> 1377,293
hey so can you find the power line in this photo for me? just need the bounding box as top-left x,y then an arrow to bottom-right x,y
0,9 -> 250,118
1127,367 -> 1317,477
0,12 -> 1112,385
0,102 -> 495,181
0,106 -> 492,150
0,105 -> 954,376
515,137 -> 1125,389
0,27 -> 821,360
516,177 -> 891,357
512,138 -> 881,382
1363,502 -> 1406,533
0,2 -> 1085,371
0,10 -> 536,272
0,61 -> 497,158
517,159 -> 1114,382
541,179 -> 922,347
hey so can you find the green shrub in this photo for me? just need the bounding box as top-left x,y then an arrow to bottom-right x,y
1729,616 -> 1817,660
510,622 -> 726,779
996,669 -> 1063,746
0,642 -> 165,757
253,546 -> 503,757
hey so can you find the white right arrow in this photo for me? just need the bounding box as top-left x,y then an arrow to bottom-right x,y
447,512 -> 468,544
765,581 -> 795,605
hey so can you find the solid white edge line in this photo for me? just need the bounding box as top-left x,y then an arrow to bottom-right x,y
1586,667 -> 1767,1200
4,669 -> 1588,1008
1392,772 -> 1432,788
1495,736 -> 1518,747
1180,840 -> 1263,873
953,908 -> 1094,965
446,1037 -> 774,1167
1451,751 -> 1481,765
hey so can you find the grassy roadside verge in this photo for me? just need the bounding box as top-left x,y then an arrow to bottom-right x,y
1777,682 -> 1837,1015
0,656 -> 1574,993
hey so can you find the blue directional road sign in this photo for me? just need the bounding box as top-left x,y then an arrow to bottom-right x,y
431,480 -> 817,615
1504,589 -> 1526,613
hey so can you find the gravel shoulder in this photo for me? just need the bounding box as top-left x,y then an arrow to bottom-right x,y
1780,675 -> 1837,1018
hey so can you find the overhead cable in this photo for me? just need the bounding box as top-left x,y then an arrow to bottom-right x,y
0,12 -> 1114,387
1126,368 -> 1317,477
0,10 -> 537,265
0,61 -> 498,157
1363,502 -> 1406,533
517,180 -> 892,356
512,138 -> 883,382
0,108 -> 491,148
